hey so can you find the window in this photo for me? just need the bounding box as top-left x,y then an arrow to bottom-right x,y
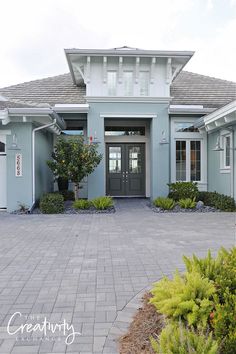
105,126 -> 145,136
175,122 -> 199,133
139,71 -> 149,96
109,147 -> 121,173
176,141 -> 186,181
224,135 -> 231,168
123,71 -> 133,96
190,141 -> 201,181
107,71 -> 117,96
176,140 -> 201,182
0,141 -> 5,153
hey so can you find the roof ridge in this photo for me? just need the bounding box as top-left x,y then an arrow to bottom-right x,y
181,71 -> 236,84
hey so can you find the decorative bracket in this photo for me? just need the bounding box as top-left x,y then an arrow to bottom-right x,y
103,57 -> 107,83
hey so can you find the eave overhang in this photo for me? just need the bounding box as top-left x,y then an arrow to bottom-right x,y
65,47 -> 194,85
0,107 -> 66,132
53,104 -> 89,114
195,100 -> 236,132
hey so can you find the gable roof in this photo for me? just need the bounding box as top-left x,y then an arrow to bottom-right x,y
171,71 -> 236,108
0,71 -> 235,110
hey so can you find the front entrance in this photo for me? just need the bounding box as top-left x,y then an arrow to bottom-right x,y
106,143 -> 145,196
0,135 -> 7,209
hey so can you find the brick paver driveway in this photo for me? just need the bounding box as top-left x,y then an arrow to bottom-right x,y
0,199 -> 235,354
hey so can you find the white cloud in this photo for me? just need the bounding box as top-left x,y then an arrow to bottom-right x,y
0,0 -> 235,86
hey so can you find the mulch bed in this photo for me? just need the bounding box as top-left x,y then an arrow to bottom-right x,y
119,293 -> 165,354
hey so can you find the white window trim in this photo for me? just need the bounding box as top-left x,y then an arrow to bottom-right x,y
170,117 -> 207,189
220,131 -> 232,174
107,71 -> 117,96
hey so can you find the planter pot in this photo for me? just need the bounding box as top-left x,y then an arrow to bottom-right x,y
57,177 -> 69,191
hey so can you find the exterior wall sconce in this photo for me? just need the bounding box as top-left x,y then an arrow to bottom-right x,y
159,130 -> 169,145
212,136 -> 223,151
8,134 -> 21,150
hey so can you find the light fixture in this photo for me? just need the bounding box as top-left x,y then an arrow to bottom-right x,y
212,136 -> 223,151
8,133 -> 21,150
159,130 -> 169,145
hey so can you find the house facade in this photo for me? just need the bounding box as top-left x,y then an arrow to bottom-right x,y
0,47 -> 236,212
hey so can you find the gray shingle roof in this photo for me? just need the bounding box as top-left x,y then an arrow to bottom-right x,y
171,71 -> 236,108
0,73 -> 86,107
0,71 -> 235,110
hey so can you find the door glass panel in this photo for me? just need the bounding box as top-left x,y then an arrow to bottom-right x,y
190,141 -> 201,181
129,147 -> 141,173
176,141 -> 186,181
109,147 -> 121,173
0,142 -> 5,153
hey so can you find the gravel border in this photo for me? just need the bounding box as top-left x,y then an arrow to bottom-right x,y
149,203 -> 219,213
12,200 -> 116,215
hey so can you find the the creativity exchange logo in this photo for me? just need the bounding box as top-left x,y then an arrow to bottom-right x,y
7,312 -> 81,345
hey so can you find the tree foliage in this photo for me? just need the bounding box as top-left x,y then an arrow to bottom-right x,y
47,137 -> 102,199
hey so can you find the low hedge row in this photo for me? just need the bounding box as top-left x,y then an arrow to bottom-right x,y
197,191 -> 235,212
39,193 -> 64,214
168,182 -> 236,211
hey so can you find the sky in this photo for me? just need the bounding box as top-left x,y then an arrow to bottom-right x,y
0,0 -> 236,87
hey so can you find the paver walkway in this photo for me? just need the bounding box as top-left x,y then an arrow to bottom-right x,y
0,199 -> 235,354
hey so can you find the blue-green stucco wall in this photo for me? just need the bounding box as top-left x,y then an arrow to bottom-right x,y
5,123 -> 33,212
87,101 -> 169,199
207,130 -> 232,196
35,128 -> 54,201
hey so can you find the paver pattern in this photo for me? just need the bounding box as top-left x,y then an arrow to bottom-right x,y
0,199 -> 235,354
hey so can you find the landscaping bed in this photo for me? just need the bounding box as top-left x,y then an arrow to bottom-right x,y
119,293 -> 164,354
119,247 -> 236,354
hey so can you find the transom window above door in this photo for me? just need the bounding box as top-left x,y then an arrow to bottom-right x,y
105,126 -> 145,136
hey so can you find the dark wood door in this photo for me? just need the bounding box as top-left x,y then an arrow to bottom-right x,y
106,143 -> 145,196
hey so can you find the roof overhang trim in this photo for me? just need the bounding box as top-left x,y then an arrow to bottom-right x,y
195,100 -> 236,132
0,107 -> 66,131
54,104 -> 89,113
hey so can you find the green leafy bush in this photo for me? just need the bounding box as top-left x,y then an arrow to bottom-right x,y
197,191 -> 235,211
91,196 -> 113,210
183,248 -> 236,296
153,197 -> 175,210
150,323 -> 219,354
39,193 -> 64,214
178,198 -> 197,209
150,271 -> 215,328
149,247 -> 236,354
212,290 -> 236,354
73,199 -> 91,210
168,181 -> 199,201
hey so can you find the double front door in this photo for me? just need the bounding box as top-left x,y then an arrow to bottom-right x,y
106,143 -> 145,196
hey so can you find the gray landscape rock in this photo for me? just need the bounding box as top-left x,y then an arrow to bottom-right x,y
196,201 -> 204,209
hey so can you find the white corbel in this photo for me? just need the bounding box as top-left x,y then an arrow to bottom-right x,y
103,56 -> 107,83
166,58 -> 172,84
118,57 -> 123,83
150,57 -> 156,84
135,57 -> 140,83
86,56 -> 91,84
171,64 -> 182,81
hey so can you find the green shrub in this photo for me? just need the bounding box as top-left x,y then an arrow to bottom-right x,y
150,323 -> 219,354
183,247 -> 236,297
197,191 -> 235,211
73,199 -> 91,210
153,197 -> 175,210
178,198 -> 197,209
168,181 -> 199,201
212,290 -> 236,354
150,271 -> 215,328
39,193 -> 64,214
91,196 -> 113,210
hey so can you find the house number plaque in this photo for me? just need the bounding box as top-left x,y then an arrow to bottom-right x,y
15,153 -> 22,177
